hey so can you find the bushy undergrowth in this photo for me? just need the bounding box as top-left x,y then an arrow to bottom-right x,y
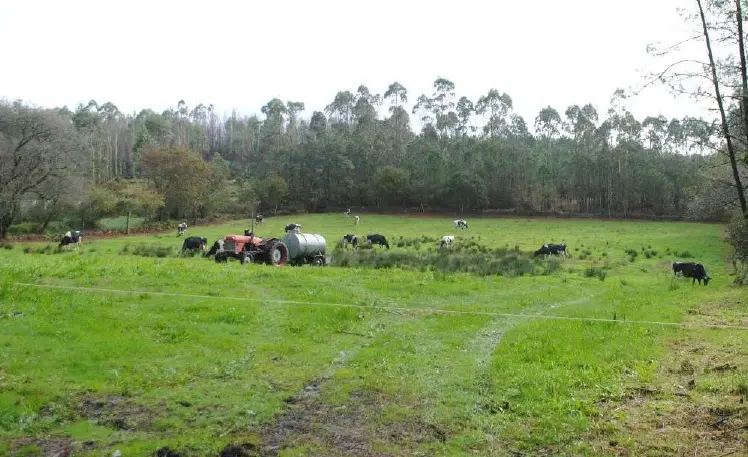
726,215 -> 748,285
120,243 -> 176,258
333,243 -> 561,277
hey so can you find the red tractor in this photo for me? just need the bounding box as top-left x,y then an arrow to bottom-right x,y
214,231 -> 289,266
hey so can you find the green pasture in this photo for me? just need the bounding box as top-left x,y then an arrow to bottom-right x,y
0,215 -> 745,456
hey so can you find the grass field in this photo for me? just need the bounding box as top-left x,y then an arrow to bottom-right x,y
0,214 -> 746,456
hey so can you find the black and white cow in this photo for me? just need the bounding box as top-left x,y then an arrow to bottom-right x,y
344,208 -> 351,217
205,238 -> 225,257
177,222 -> 187,236
285,223 -> 302,233
59,230 -> 82,248
440,235 -> 454,248
181,236 -> 208,253
454,219 -> 468,230
255,215 -> 264,225
534,243 -> 567,257
673,262 -> 711,285
366,234 -> 390,249
343,234 -> 359,249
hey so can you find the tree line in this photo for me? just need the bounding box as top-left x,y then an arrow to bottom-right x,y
1,80 -> 734,238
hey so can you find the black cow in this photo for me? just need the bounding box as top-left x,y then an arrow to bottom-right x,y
534,243 -> 567,257
285,223 -> 302,233
255,215 -> 264,225
366,234 -> 390,249
182,236 -> 208,252
673,262 -> 711,285
59,230 -> 81,248
205,238 -> 225,257
343,234 -> 359,249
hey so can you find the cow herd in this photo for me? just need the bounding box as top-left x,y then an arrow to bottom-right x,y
52,216 -> 714,286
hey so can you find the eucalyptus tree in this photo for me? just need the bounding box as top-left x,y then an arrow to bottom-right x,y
475,89 -> 513,139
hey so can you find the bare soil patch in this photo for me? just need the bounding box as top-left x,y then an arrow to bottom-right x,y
7,437 -> 75,457
258,379 -> 393,457
75,392 -> 162,431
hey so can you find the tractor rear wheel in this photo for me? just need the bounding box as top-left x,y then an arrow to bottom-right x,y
268,241 -> 289,266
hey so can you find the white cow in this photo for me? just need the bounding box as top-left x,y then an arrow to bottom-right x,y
354,215 -> 360,225
454,219 -> 468,230
440,235 -> 454,248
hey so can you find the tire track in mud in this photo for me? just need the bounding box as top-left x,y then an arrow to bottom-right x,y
255,294 -> 598,456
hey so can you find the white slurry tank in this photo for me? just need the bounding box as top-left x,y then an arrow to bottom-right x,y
281,233 -> 327,266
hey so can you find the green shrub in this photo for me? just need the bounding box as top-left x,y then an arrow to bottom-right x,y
583,267 -> 607,281
121,244 -> 176,258
7,222 -> 43,236
330,245 -> 561,278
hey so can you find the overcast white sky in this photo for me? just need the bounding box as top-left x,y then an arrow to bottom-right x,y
0,0 -> 712,129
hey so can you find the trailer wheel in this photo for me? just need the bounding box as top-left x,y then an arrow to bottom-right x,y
268,242 -> 289,266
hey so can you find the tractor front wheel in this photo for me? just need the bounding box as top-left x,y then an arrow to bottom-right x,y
268,242 -> 289,266
311,256 -> 324,267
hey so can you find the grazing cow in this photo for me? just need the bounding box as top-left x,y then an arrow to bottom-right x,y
454,219 -> 468,230
440,235 -> 455,248
354,215 -> 360,225
534,243 -> 567,257
177,222 -> 187,236
366,234 -> 390,249
205,238 -> 225,257
344,208 -> 351,217
181,236 -> 208,253
673,262 -> 711,285
342,234 -> 359,249
255,214 -> 264,225
59,230 -> 82,248
285,223 -> 302,233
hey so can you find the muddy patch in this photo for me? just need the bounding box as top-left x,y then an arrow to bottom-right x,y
75,393 -> 161,431
153,446 -> 185,457
218,443 -> 259,457
8,437 -> 74,457
258,380 -> 394,457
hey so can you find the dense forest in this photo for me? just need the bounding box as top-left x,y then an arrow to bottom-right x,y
2,77 -> 741,239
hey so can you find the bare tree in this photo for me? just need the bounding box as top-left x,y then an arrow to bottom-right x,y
0,100 -> 85,238
643,0 -> 748,219
698,0 -> 747,216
